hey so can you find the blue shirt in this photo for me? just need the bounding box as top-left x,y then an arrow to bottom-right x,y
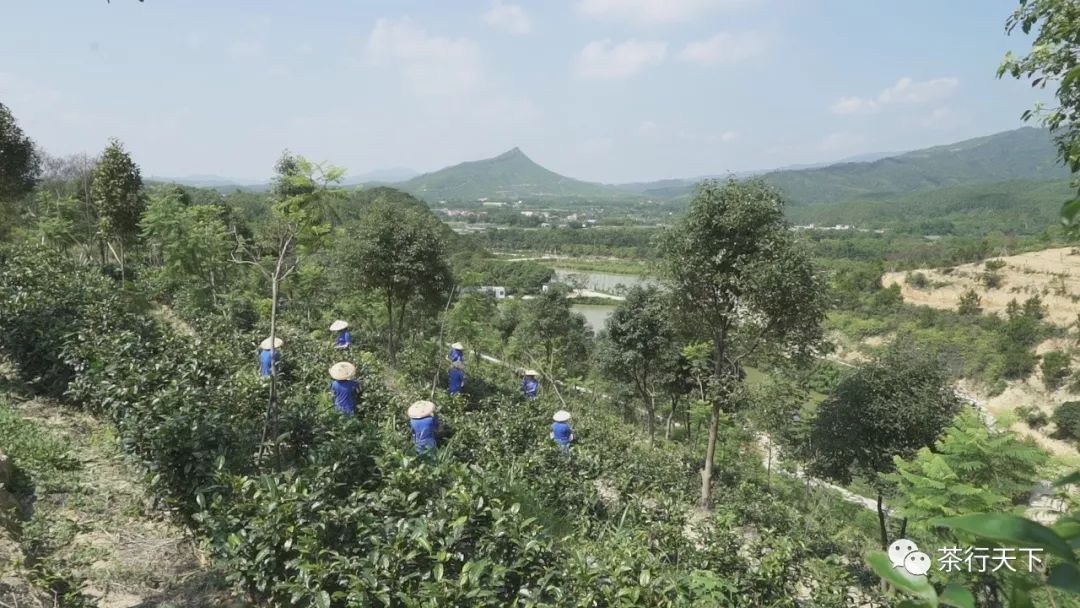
448,367 -> 465,395
552,421 -> 573,445
448,348 -> 463,363
258,349 -> 281,377
410,415 -> 438,453
522,378 -> 539,398
335,330 -> 352,348
329,379 -> 361,415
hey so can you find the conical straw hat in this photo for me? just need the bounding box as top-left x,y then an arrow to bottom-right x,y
408,400 -> 436,419
329,320 -> 349,331
260,337 -> 284,350
553,410 -> 571,422
329,361 -> 356,381
524,369 -> 538,376
451,342 -> 464,350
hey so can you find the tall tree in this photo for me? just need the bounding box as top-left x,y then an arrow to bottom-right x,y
658,178 -> 827,508
91,139 -> 144,278
597,285 -> 680,444
807,346 -> 962,549
999,0 -> 1080,230
0,102 -> 42,234
339,196 -> 452,363
232,151 -> 343,464
509,286 -> 592,380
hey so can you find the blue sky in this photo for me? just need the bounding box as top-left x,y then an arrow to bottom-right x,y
0,0 -> 1050,183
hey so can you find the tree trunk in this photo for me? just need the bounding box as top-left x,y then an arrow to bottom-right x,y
699,401 -> 721,508
258,245 -> 287,469
665,397 -> 676,441
386,295 -> 396,364
876,489 -> 889,550
119,240 -> 126,283
647,392 -> 656,445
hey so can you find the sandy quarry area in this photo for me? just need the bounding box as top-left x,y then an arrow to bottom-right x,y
882,246 -> 1080,326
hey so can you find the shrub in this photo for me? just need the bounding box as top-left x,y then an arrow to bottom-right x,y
1040,350 -> 1071,391
956,289 -> 982,316
1016,405 -> 1049,429
984,259 -> 1007,271
1053,401 -> 1080,439
981,271 -> 1003,289
906,271 -> 930,289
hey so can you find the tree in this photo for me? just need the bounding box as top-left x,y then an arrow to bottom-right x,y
509,286 -> 592,379
1053,401 -> 1080,438
956,289 -> 982,316
885,410 -> 1046,522
232,151 -> 343,464
91,139 -> 144,278
339,196 -> 452,363
658,179 -> 827,508
445,293 -> 498,359
807,346 -> 962,549
999,0 -> 1080,230
140,186 -> 233,306
1040,349 -> 1071,391
597,286 -> 680,444
0,102 -> 42,233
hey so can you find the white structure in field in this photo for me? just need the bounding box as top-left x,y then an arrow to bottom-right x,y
478,286 -> 507,299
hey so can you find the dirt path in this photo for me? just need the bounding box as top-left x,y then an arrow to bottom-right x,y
0,392 -> 233,608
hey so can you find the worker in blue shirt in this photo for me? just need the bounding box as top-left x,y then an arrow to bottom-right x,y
551,410 -> 575,452
522,369 -> 540,399
328,361 -> 362,415
408,400 -> 440,455
329,320 -> 351,350
448,361 -> 465,397
258,337 -> 283,378
447,342 -> 464,364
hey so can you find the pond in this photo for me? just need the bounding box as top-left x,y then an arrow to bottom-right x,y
552,268 -> 657,295
571,303 -> 617,334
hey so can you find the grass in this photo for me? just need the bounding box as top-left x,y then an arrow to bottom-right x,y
540,257 -> 655,276
0,397 -> 81,496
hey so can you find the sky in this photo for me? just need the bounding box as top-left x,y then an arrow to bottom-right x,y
0,0 -> 1052,184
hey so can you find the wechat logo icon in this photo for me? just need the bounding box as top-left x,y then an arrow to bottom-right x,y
888,538 -> 932,577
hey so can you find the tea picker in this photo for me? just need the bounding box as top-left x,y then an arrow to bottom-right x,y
522,369 -> 540,399
408,400 -> 441,455
448,360 -> 465,397
258,337 -> 283,378
328,361 -> 361,415
447,342 -> 464,364
329,320 -> 351,350
551,410 -> 575,452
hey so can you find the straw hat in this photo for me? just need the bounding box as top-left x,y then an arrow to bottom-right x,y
329,320 -> 349,331
524,369 -> 538,377
407,400 -> 436,419
553,410 -> 571,422
259,337 -> 284,350
329,361 -> 356,381
451,342 -> 464,350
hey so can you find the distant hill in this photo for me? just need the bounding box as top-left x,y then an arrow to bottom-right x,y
766,127 -> 1065,205
398,148 -> 634,202
785,178 -> 1073,235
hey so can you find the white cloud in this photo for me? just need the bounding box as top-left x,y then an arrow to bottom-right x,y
482,0 -> 532,35
678,31 -> 768,66
228,40 -> 265,60
635,120 -> 658,136
577,0 -> 753,25
819,131 -> 864,153
831,76 -> 959,115
575,39 -> 666,80
366,16 -> 484,95
720,130 -> 740,142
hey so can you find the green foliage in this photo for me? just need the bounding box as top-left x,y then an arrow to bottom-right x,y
1000,0 -> 1080,230
0,400 -> 80,495
884,410 -> 1046,522
1041,349 -> 1071,390
906,271 -> 930,289
507,286 -> 591,378
1053,401 -> 1080,439
956,289 -> 982,316
451,254 -> 554,294
91,138 -> 145,248
808,346 -> 963,487
1017,405 -> 1050,429
336,196 -> 452,361
985,259 -> 1007,272
0,101 -> 41,217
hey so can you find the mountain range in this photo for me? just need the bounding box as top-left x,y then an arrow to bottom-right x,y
155,127 -> 1067,207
